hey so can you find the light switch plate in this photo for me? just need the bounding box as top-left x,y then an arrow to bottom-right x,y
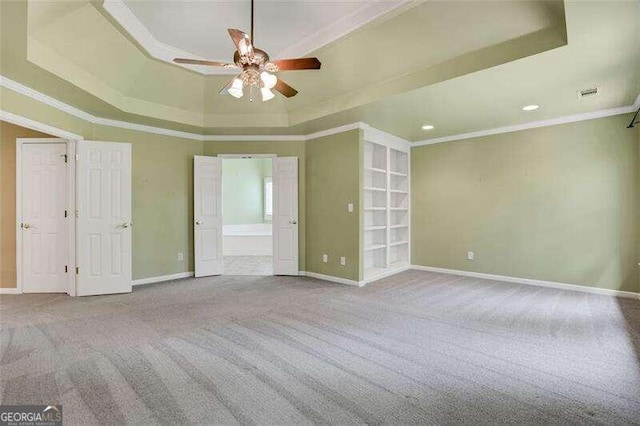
467,251 -> 474,260
340,256 -> 346,266
347,202 -> 354,213
322,254 -> 328,263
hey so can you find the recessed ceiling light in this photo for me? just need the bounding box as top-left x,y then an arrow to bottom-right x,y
421,124 -> 435,130
522,105 -> 540,111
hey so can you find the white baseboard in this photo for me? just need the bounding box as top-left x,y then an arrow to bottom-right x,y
300,271 -> 366,287
364,264 -> 411,284
411,265 -> 640,300
0,288 -> 22,295
132,271 -> 194,286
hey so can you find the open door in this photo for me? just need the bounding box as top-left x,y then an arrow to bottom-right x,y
194,156 -> 223,277
273,157 -> 299,275
76,141 -> 132,296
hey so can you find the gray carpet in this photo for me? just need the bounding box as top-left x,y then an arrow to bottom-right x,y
1,270 -> 639,425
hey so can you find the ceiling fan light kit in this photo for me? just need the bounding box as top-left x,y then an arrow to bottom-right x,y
173,0 -> 321,102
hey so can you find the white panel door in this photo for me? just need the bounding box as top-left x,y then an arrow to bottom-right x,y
22,143 -> 68,293
273,157 -> 299,275
194,156 -> 223,277
76,141 -> 132,296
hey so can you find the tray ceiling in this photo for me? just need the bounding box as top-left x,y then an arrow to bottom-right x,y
105,0 -> 411,74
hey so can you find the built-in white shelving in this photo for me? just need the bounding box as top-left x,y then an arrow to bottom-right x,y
362,130 -> 410,282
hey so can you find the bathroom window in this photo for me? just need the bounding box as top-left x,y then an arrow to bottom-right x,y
264,177 -> 273,221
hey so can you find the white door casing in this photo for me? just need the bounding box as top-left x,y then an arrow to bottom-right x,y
194,156 -> 223,277
273,157 -> 299,275
76,141 -> 132,296
21,143 -> 68,293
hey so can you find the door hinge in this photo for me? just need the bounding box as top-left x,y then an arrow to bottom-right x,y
60,154 -> 67,163
65,265 -> 68,273
75,267 -> 79,275
64,210 -> 68,218
75,154 -> 79,161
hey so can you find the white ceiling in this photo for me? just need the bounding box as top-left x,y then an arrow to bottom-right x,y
107,0 -> 409,74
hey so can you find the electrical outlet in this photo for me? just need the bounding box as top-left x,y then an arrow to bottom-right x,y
177,252 -> 184,261
340,256 -> 346,266
347,202 -> 354,213
322,254 -> 329,263
467,251 -> 474,261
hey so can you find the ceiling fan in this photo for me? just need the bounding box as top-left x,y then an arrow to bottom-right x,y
173,0 -> 321,102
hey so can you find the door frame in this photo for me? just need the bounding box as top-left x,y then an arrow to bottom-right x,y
212,154 -> 300,276
218,154 -> 278,275
16,138 -> 77,296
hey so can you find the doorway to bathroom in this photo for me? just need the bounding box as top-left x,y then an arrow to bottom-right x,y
222,157 -> 273,275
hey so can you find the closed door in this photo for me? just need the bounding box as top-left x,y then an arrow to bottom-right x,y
76,141 -> 132,296
194,156 -> 223,277
21,143 -> 68,293
273,157 -> 299,275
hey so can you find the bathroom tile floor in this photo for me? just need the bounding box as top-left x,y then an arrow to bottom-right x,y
223,256 -> 273,275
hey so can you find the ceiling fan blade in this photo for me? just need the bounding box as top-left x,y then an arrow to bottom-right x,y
174,58 -> 236,68
274,79 -> 298,98
273,57 -> 321,71
228,28 -> 253,55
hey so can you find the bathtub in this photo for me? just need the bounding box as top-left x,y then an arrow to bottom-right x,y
223,223 -> 272,256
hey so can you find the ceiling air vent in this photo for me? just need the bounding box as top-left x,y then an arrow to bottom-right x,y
577,87 -> 600,99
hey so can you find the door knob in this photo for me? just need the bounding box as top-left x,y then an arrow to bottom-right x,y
21,223 -> 31,229
289,219 -> 298,225
119,222 -> 131,228
196,220 -> 205,225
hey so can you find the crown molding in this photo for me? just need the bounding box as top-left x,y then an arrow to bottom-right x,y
203,134 -> 305,142
3,73 -> 637,147
413,101 -> 640,147
306,122 -> 367,141
0,110 -> 84,140
1,76 -> 94,123
363,124 -> 412,151
103,0 -> 411,76
103,0 -> 229,75
1,75 -> 204,141
273,1 -> 413,60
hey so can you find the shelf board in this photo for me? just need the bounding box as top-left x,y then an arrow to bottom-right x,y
364,244 -> 386,252
390,171 -> 408,177
365,167 -> 386,174
390,189 -> 408,194
390,207 -> 408,211
364,207 -> 386,211
364,226 -> 386,231
388,260 -> 409,270
390,224 -> 408,229
390,240 -> 409,247
364,187 -> 386,192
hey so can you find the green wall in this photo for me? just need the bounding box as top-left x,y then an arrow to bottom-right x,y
90,126 -> 202,280
222,158 -> 272,225
305,130 -> 363,281
412,114 -> 640,293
